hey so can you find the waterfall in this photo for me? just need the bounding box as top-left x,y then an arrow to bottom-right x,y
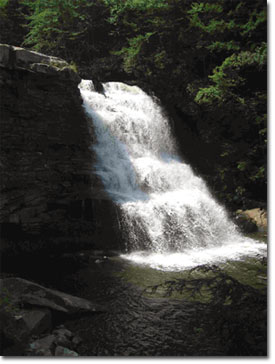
79,80 -> 266,271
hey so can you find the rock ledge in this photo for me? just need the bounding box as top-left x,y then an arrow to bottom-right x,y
0,43 -> 80,82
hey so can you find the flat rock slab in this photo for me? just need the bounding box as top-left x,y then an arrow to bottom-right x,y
0,43 -> 80,82
14,47 -> 67,68
0,277 -> 105,315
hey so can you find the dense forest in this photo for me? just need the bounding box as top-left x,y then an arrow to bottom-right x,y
0,0 -> 267,210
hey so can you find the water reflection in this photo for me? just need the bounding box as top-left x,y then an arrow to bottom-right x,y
66,255 -> 267,356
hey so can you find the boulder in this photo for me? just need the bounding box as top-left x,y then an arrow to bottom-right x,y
17,309 -> 51,336
235,208 -> 267,233
1,277 -> 105,315
0,44 -> 80,82
14,47 -> 67,68
71,334 -> 82,348
26,326 -> 81,356
53,328 -> 73,348
54,335 -> 72,349
21,294 -> 68,313
54,346 -> 79,357
28,334 -> 56,356
1,308 -> 52,345
53,327 -> 73,338
234,213 -> 258,233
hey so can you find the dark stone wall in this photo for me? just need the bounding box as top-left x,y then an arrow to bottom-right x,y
0,45 -> 121,259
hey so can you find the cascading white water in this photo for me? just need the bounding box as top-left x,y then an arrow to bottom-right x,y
79,80 -> 266,271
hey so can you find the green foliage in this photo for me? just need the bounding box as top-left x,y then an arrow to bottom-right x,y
68,61 -> 78,73
115,32 -> 154,73
22,0 -> 88,52
241,9 -> 266,36
189,15 -> 227,34
187,2 -> 239,35
154,49 -> 167,69
207,40 -> 240,53
237,161 -> 247,172
195,85 -> 222,104
195,43 -> 267,105
103,0 -> 168,24
187,2 -> 223,15
0,0 -> 9,7
187,0 -> 266,107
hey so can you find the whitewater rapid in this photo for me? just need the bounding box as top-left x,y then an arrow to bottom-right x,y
79,80 -> 266,271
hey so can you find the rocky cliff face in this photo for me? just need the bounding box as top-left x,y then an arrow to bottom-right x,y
0,44 -> 121,263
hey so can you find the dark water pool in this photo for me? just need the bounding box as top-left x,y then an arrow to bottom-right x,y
63,251 -> 267,357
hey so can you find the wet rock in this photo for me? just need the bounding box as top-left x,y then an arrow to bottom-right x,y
26,324 -> 82,356
53,328 -> 73,338
95,256 -> 109,264
235,208 -> 267,233
27,334 -> 55,356
1,44 -> 122,259
53,328 -> 73,348
54,345 -> 79,357
19,309 -> 51,335
0,44 -> 10,67
242,208 -> 267,232
1,277 -> 106,315
234,214 -> 258,233
54,335 -> 72,348
21,294 -> 68,313
1,308 -> 52,345
29,348 -> 52,356
71,335 -> 82,348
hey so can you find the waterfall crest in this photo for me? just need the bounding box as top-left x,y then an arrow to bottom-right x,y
79,80 -> 266,271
